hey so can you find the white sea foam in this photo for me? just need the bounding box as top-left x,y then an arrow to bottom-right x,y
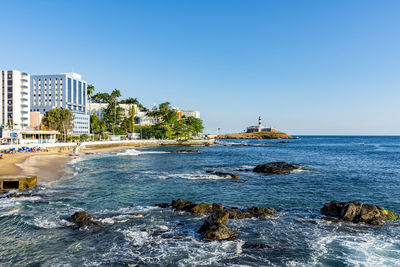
116,149 -> 168,156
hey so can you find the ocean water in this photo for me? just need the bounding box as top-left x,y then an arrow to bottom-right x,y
1,136 -> 400,266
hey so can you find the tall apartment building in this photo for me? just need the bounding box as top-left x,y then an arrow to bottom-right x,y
30,72 -> 89,135
0,70 -> 31,129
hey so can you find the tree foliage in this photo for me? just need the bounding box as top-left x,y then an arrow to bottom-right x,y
42,108 -> 74,141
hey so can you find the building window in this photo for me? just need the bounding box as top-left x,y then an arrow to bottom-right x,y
68,78 -> 72,102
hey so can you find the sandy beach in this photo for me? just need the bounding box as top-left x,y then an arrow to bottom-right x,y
0,148 -> 74,184
0,139 -> 214,186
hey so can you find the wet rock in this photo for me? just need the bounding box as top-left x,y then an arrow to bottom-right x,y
225,206 -> 276,219
243,242 -> 272,249
245,206 -> 276,219
320,201 -> 398,225
232,180 -> 247,183
226,208 -> 250,219
155,203 -> 169,208
169,150 -> 199,153
171,198 -> 196,211
203,223 -> 238,240
206,171 -> 239,179
67,211 -> 100,230
253,162 -> 301,174
141,228 -> 151,232
198,211 -> 230,233
236,169 -> 251,172
191,203 -> 225,214
152,229 -> 168,237
2,193 -> 35,198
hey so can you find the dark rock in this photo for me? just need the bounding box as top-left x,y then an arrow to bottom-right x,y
253,162 -> 301,174
203,223 -> 238,240
155,203 -> 169,208
2,193 -> 36,198
207,171 -> 239,179
171,198 -> 196,211
232,180 -> 247,183
152,229 -> 168,237
198,211 -> 230,233
243,242 -> 272,249
226,209 -> 250,219
67,211 -> 100,229
245,206 -> 276,219
191,203 -> 225,214
320,201 -> 398,225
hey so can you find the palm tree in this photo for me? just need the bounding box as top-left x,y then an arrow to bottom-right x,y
87,84 -> 95,137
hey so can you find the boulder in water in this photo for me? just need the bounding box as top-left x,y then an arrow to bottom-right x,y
206,171 -> 239,179
253,162 -> 301,174
67,211 -> 100,230
320,201 -> 398,225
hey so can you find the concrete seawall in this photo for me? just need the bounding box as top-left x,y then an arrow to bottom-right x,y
1,139 -> 215,152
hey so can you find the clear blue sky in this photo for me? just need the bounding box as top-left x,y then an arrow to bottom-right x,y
1,0 -> 399,135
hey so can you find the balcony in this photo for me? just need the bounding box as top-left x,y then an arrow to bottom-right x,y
21,85 -> 28,89
21,117 -> 28,121
21,91 -> 28,95
21,79 -> 28,83
21,104 -> 28,108
21,72 -> 28,77
21,97 -> 29,102
21,111 -> 28,114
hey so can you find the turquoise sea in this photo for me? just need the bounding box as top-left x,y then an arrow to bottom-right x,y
1,136 -> 399,266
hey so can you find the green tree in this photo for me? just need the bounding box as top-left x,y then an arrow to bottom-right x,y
103,89 -> 124,134
87,84 -> 95,135
91,92 -> 110,103
80,134 -> 90,141
120,97 -> 148,111
42,108 -> 74,142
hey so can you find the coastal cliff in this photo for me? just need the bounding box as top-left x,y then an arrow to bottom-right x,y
215,131 -> 293,139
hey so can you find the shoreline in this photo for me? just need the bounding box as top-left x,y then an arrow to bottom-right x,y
0,139 -> 214,186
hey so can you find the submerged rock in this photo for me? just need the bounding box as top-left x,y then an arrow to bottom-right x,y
232,180 -> 247,183
155,203 -> 169,208
67,211 -> 101,230
253,162 -> 301,174
320,201 -> 399,225
1,193 -> 36,198
205,171 -> 239,179
243,242 -> 272,249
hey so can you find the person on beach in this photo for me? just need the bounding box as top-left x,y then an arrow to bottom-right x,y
0,152 -> 4,159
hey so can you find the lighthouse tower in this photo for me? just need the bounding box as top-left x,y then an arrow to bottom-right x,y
258,116 -> 262,132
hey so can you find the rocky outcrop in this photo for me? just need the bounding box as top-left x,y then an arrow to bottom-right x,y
67,211 -> 101,230
205,171 -> 239,179
216,131 -> 293,139
226,206 -> 276,219
171,199 -> 225,214
253,162 -> 301,174
320,201 -> 399,225
170,199 -> 275,240
198,211 -> 238,240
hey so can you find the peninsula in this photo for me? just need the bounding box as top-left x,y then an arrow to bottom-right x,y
216,117 -> 293,139
215,130 -> 293,139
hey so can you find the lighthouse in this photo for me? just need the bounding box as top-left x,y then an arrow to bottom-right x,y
258,116 -> 262,132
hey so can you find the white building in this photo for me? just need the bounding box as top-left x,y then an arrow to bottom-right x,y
30,73 -> 89,135
180,110 -> 200,119
0,70 -> 31,129
90,103 -> 159,126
